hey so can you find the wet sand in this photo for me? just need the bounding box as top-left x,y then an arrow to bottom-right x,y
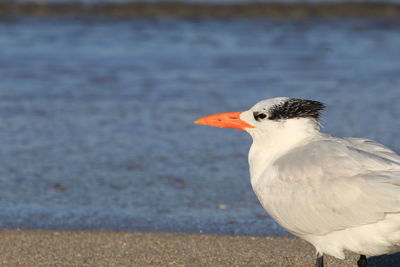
1,2 -> 400,18
0,230 -> 399,266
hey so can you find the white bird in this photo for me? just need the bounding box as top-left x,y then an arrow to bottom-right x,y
195,97 -> 400,267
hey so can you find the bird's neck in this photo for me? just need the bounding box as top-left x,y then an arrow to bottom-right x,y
248,118 -> 320,182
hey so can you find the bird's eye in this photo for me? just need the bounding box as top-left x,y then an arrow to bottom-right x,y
254,112 -> 267,121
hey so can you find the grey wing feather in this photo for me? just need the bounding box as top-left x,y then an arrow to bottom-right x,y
344,137 -> 400,165
267,136 -> 400,236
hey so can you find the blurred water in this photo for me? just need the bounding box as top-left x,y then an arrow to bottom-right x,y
0,18 -> 399,235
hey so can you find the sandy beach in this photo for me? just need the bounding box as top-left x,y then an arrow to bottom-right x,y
0,230 -> 398,266
2,2 -> 400,18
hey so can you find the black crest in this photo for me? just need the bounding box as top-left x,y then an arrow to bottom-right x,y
268,98 -> 325,120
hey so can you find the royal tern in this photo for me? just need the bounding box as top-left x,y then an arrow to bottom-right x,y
195,97 -> 400,267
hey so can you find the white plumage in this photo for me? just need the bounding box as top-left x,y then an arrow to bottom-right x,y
196,97 -> 400,266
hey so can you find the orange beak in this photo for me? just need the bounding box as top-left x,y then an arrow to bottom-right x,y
194,112 -> 254,131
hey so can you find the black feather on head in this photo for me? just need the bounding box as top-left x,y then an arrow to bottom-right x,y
268,98 -> 325,121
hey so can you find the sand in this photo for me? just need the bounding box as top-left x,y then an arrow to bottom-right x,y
0,230 -> 399,266
2,2 -> 400,18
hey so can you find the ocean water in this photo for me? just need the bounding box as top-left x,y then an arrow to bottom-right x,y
0,18 -> 399,235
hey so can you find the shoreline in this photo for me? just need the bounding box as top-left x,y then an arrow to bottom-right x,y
0,229 -> 399,266
1,2 -> 400,18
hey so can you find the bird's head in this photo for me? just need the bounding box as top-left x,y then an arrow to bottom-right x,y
195,97 -> 325,138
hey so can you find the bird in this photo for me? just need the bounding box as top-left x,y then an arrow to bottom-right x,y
195,97 -> 400,267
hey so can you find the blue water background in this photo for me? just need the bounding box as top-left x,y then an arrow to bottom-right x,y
0,18 -> 399,235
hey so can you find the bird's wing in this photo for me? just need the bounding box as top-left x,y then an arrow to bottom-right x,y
344,137 -> 400,165
264,137 -> 400,236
